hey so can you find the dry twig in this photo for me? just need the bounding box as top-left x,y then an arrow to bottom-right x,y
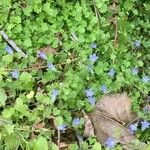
4,58 -> 79,72
0,30 -> 27,57
112,0 -> 118,48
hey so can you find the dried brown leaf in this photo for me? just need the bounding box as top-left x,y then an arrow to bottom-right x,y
89,110 -> 136,145
95,93 -> 137,123
83,111 -> 94,137
59,142 -> 68,149
34,121 -> 45,129
87,93 -> 148,150
39,46 -> 57,54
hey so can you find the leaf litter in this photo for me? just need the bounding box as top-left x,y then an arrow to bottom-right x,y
83,93 -> 148,149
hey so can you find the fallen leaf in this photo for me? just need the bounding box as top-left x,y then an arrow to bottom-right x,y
88,93 -> 148,150
39,46 -> 57,54
34,121 -> 45,129
95,93 -> 137,124
83,111 -> 94,137
59,142 -> 68,149
89,110 -> 136,145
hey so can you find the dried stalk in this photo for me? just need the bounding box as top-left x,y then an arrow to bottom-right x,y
4,58 -> 79,72
112,0 -> 118,48
0,30 -> 27,57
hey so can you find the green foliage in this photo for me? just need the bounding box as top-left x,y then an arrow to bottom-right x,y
0,88 -> 7,106
0,0 -> 150,149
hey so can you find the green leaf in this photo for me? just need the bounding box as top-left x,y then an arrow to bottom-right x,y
124,0 -> 134,11
99,4 -> 107,13
55,116 -> 63,126
19,72 -> 32,84
26,91 -> 34,99
53,107 -> 60,116
2,55 -> 13,64
35,92 -> 50,104
5,124 -> 14,134
4,134 -> 19,149
24,38 -> 32,47
143,40 -> 150,48
23,6 -> 33,16
2,108 -> 14,118
93,142 -> 101,150
14,98 -> 28,115
68,143 -> 78,150
0,88 -> 7,106
138,61 -> 144,67
33,136 -> 48,150
51,143 -> 59,150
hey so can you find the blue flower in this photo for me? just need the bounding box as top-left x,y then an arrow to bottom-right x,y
131,67 -> 139,75
128,123 -> 137,134
85,88 -> 94,97
38,51 -> 47,60
141,120 -> 150,131
91,43 -> 97,49
142,76 -> 150,83
51,89 -> 58,102
101,84 -> 107,94
72,118 -> 80,127
89,53 -> 98,63
11,69 -> 19,79
88,97 -> 96,106
5,45 -> 13,55
108,68 -> 116,77
105,137 -> 116,149
57,124 -> 67,131
134,40 -> 140,48
48,62 -> 56,71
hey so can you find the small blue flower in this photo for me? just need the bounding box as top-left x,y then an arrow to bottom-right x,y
89,53 -> 98,63
128,123 -> 137,134
108,68 -> 116,77
48,62 -> 56,71
131,67 -> 139,75
91,43 -> 97,49
101,84 -> 107,94
5,45 -> 13,55
57,124 -> 67,131
11,69 -> 19,79
88,97 -> 96,106
87,64 -> 93,74
141,120 -> 150,131
105,137 -> 116,149
134,40 -> 140,48
85,88 -> 94,97
142,76 -> 150,83
51,89 -> 58,102
72,118 -> 80,127
38,51 -> 47,60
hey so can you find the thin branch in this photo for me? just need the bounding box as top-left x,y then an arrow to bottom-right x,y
114,15 -> 118,48
0,30 -> 27,57
93,0 -> 101,25
112,0 -> 118,48
4,57 -> 79,72
57,129 -> 60,148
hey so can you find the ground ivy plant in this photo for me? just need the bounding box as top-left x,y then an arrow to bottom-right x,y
0,0 -> 150,149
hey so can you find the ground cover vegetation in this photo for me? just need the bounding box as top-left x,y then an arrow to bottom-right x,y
0,0 -> 150,149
